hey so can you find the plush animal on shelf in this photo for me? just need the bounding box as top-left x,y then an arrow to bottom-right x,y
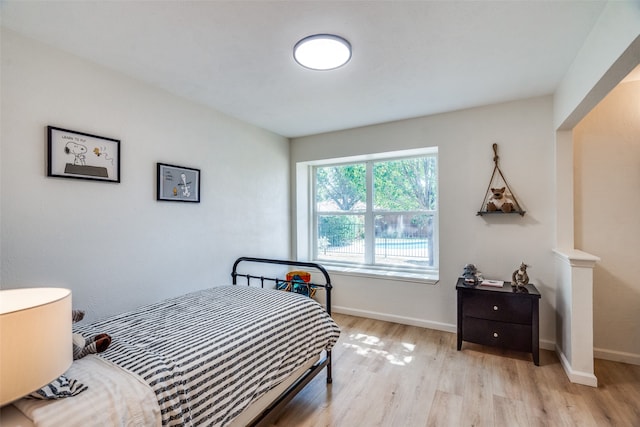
71,309 -> 112,360
486,187 -> 515,213
512,262 -> 529,291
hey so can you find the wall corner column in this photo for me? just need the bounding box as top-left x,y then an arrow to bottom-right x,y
553,249 -> 600,387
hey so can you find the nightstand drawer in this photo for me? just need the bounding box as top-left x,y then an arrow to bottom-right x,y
462,317 -> 532,352
463,292 -> 532,324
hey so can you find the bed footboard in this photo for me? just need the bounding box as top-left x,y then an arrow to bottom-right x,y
231,257 -> 335,427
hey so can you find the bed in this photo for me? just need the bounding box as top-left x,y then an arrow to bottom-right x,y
8,257 -> 340,427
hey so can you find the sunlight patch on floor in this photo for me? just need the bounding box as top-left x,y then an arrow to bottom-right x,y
342,332 -> 415,366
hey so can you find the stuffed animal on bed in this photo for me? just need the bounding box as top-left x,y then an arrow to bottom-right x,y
27,309 -> 100,400
71,309 -> 112,360
277,271 -> 317,298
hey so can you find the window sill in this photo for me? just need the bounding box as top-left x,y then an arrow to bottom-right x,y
322,264 -> 439,285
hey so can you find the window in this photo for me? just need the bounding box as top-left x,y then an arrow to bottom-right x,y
310,149 -> 438,278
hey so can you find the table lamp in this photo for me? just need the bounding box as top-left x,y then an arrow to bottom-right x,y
0,288 -> 72,406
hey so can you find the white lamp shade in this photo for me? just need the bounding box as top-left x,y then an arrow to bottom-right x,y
0,288 -> 72,406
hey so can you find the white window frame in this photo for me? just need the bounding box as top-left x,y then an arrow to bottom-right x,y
295,147 -> 439,284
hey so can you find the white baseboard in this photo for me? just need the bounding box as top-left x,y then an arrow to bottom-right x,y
594,347 -> 640,365
540,339 -> 555,351
331,307 -> 638,371
556,345 -> 598,387
334,306 -> 556,350
332,305 -> 457,334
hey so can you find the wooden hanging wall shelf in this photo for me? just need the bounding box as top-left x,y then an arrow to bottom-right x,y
477,143 -> 525,216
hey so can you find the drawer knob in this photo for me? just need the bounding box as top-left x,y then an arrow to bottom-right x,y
493,332 -> 498,338
493,305 -> 499,311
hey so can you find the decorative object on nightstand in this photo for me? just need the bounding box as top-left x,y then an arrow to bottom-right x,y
0,288 -> 73,406
477,143 -> 525,216
456,277 -> 541,365
460,263 -> 483,287
512,262 -> 530,292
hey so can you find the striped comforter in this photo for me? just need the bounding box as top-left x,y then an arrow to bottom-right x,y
74,286 -> 340,426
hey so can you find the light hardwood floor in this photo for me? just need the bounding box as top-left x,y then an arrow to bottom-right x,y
268,313 -> 640,427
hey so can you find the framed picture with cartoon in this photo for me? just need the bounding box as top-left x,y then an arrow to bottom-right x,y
47,126 -> 120,183
157,163 -> 200,203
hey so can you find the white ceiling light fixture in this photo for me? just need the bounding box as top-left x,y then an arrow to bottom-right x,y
293,34 -> 352,71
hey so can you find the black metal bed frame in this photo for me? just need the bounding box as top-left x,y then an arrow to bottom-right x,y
230,257 -> 334,427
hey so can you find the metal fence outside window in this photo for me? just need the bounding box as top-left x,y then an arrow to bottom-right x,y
318,217 -> 433,265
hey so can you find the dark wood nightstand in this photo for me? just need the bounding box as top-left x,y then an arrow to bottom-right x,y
456,277 -> 541,365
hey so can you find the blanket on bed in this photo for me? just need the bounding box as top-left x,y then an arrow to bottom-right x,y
73,286 -> 340,426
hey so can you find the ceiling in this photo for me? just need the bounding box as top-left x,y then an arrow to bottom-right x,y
1,1 -> 613,138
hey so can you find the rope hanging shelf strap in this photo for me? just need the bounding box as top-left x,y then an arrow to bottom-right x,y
478,143 -> 524,215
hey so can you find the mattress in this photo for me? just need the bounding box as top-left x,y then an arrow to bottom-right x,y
12,285 -> 340,427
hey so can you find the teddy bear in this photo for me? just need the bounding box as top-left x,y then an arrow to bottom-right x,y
71,309 -> 112,360
486,187 -> 514,213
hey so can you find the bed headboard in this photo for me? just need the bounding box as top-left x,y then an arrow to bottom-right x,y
231,257 -> 333,315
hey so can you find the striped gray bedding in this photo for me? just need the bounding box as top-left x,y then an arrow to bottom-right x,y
73,285 -> 340,426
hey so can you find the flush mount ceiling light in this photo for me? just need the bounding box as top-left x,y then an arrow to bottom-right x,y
293,34 -> 352,71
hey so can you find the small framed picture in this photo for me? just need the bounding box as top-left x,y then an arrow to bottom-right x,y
157,163 -> 200,203
47,126 -> 120,182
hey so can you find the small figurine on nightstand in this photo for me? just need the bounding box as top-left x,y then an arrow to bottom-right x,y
461,263 -> 482,286
512,262 -> 529,292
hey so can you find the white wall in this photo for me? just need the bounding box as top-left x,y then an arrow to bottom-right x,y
549,0 -> 640,380
291,96 -> 558,346
574,80 -> 640,363
0,30 -> 290,322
